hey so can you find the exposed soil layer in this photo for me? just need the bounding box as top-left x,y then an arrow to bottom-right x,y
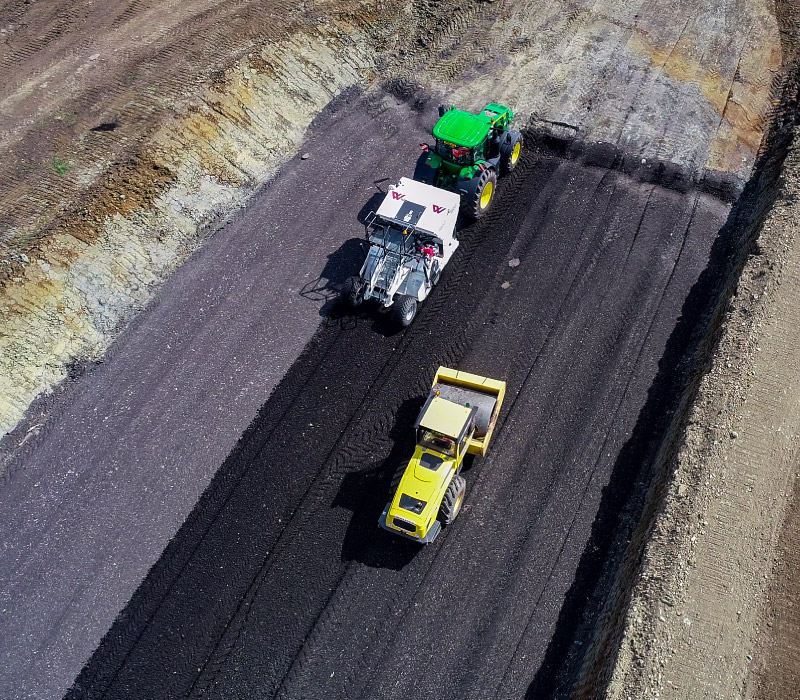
575,1 -> 800,695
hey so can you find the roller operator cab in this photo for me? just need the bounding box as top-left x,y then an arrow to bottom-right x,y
414,102 -> 524,219
379,367 -> 506,543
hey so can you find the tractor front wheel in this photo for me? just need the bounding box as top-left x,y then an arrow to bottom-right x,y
342,275 -> 364,308
500,130 -> 523,175
391,295 -> 417,327
462,167 -> 498,220
439,475 -> 466,526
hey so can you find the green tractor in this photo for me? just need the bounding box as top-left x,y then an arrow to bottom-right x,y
414,102 -> 523,219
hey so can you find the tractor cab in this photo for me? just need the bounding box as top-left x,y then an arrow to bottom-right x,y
415,394 -> 477,463
432,103 -> 512,167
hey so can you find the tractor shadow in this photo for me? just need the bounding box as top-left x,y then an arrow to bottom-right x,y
304,185 -> 405,332
357,190 -> 386,224
300,238 -> 366,317
299,185 -> 384,317
334,396 -> 426,570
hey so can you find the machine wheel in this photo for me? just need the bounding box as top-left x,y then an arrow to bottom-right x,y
461,167 -> 497,220
438,475 -> 466,526
391,295 -> 418,327
499,130 -> 523,174
341,275 -> 364,308
413,152 -> 438,185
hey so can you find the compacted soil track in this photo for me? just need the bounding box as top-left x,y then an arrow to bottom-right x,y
66,105 -> 728,699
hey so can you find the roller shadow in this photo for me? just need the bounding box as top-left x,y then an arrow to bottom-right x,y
335,395 -> 426,570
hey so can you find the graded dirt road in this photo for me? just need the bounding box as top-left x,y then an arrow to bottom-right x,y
62,101 -> 728,699
0,96 -> 428,700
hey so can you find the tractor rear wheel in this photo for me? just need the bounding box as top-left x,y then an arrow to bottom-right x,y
461,167 -> 497,220
430,260 -> 442,285
438,475 -> 466,526
391,295 -> 417,327
342,275 -> 364,308
500,131 -> 523,174
413,152 -> 438,185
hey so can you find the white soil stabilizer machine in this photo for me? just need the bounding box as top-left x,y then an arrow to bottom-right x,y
341,177 -> 461,326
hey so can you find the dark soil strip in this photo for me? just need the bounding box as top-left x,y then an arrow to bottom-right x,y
66,121 -> 728,699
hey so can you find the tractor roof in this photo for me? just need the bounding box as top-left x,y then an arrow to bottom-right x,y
432,103 -> 512,148
375,177 -> 460,241
433,109 -> 494,148
417,396 -> 474,441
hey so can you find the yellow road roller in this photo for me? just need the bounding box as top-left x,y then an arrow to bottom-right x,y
379,367 -> 506,543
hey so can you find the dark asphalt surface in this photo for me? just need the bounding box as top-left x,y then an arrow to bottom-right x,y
60,98 -> 729,698
0,95 -> 433,700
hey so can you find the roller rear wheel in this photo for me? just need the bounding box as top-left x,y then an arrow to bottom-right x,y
391,295 -> 417,327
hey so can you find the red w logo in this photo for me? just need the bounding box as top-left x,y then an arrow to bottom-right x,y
391,191 -> 405,200
432,204 -> 445,214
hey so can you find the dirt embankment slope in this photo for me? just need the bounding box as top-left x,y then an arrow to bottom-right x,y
0,0 -> 781,444
599,127 -> 800,700
573,2 -> 800,695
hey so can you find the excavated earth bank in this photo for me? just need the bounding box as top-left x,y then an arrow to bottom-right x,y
571,2 -> 800,697
594,127 -> 800,700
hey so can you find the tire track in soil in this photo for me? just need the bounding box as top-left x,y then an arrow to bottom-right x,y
345,187 -> 718,700
262,157 -> 590,700
262,185 -> 720,697
312,167 -> 632,700
68,147 -> 558,700
70,136 -> 728,700
198,152 -> 557,700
